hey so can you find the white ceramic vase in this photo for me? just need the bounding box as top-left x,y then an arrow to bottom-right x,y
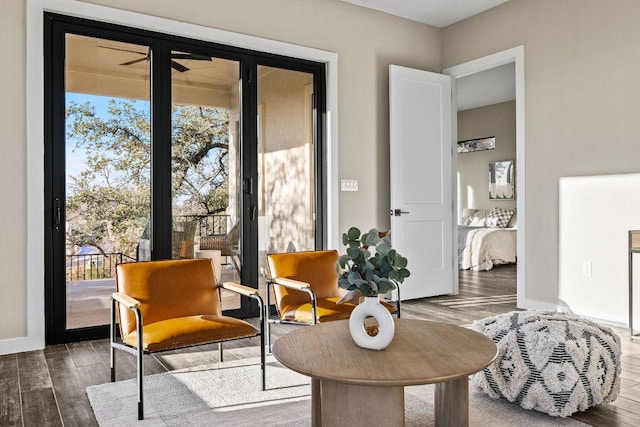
349,296 -> 395,350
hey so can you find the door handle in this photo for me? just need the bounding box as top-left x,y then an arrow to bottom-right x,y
54,197 -> 61,230
393,209 -> 410,216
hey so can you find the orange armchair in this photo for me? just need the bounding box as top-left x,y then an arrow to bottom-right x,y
265,250 -> 397,348
110,258 -> 265,420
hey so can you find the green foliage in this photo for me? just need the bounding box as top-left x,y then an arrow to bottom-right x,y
337,227 -> 411,297
65,99 -> 230,254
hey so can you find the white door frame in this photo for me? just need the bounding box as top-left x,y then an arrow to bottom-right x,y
443,46 -> 526,307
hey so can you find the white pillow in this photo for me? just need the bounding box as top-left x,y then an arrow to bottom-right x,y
469,210 -> 488,226
461,208 -> 477,225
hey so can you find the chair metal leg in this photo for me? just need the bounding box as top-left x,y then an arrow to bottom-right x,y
396,285 -> 401,318
303,288 -> 317,325
110,297 -> 116,382
219,341 -> 224,362
265,282 -> 272,353
134,308 -> 144,420
266,321 -> 272,353
137,346 -> 143,420
260,303 -> 266,390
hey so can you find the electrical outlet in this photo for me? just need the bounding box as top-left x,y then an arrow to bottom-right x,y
341,179 -> 359,192
582,261 -> 592,277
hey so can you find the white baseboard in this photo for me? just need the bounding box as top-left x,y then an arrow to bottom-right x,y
0,336 -> 45,356
517,297 -> 561,312
517,297 -> 627,329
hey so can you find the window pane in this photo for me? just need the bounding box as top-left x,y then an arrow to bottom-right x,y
257,66 -> 315,296
65,35 -> 151,329
171,53 -> 241,310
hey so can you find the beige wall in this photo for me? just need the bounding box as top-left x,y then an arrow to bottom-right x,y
457,101 -> 516,216
0,0 -> 27,340
443,0 -> 640,305
1,0 -> 441,344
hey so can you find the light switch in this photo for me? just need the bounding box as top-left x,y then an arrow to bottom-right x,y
341,179 -> 359,192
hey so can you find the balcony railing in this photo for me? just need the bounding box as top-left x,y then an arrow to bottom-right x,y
66,252 -> 136,282
175,214 -> 231,238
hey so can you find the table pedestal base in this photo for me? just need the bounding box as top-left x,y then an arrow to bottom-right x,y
435,377 -> 469,427
311,377 -> 470,426
315,380 -> 404,427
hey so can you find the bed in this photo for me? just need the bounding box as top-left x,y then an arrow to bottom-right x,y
458,225 -> 517,271
458,208 -> 517,271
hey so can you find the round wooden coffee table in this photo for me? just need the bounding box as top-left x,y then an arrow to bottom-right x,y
272,318 -> 497,427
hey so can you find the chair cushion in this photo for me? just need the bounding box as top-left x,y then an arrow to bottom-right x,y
280,297 -> 396,324
123,314 -> 258,352
471,311 -> 621,417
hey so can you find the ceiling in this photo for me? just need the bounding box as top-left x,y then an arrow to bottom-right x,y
456,63 -> 515,111
341,0 -> 510,27
65,35 -> 311,107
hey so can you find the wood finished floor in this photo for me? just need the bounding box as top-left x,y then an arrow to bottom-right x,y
2,264 -> 639,426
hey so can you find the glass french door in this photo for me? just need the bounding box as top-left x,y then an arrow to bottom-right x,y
62,34 -> 153,331
256,65 -> 317,298
44,14 -> 325,344
170,52 -> 242,310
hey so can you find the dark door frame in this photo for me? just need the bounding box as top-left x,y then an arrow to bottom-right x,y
44,13 -> 326,344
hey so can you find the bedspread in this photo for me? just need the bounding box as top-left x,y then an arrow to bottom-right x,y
458,226 -> 517,271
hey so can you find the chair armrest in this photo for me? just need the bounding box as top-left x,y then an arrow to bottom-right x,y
269,277 -> 317,324
272,277 -> 311,290
221,282 -> 264,320
220,281 -> 258,297
111,292 -> 144,352
112,292 -> 140,309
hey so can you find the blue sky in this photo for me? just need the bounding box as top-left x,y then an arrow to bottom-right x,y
65,92 -> 149,188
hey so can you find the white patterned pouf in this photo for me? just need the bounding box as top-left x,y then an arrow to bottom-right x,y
471,311 -> 621,417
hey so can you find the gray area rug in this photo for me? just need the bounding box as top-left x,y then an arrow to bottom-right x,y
87,356 -> 588,426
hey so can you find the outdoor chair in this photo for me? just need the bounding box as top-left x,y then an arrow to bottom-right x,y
200,223 -> 241,274
171,220 -> 198,259
110,258 -> 265,420
265,250 -> 398,349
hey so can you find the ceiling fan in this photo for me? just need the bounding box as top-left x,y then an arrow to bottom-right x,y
98,45 -> 212,72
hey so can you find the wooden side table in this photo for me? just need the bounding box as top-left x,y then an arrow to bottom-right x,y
629,230 -> 640,340
272,318 -> 497,427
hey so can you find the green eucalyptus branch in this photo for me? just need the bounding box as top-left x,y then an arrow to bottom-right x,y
336,227 -> 410,297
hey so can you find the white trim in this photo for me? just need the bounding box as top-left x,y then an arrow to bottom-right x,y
518,298 -> 561,312
443,46 -> 526,307
520,298 -> 627,328
449,78 -> 459,295
11,0 -> 339,354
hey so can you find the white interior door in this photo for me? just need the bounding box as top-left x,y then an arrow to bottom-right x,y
389,65 -> 454,300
